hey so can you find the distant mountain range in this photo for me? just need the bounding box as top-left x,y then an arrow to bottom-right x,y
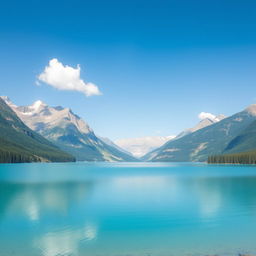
115,136 -> 175,157
143,105 -> 256,162
99,136 -> 133,156
0,97 -> 75,163
1,97 -> 137,162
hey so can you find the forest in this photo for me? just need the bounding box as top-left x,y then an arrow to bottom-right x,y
208,151 -> 256,164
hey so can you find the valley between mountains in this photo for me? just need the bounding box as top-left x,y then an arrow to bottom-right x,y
1,95 -> 256,164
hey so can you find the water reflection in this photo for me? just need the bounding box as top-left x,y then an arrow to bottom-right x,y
35,223 -> 98,256
0,182 -> 94,220
0,163 -> 256,256
193,176 -> 256,219
0,181 -> 97,256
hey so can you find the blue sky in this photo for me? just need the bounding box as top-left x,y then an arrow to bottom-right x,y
1,0 -> 256,140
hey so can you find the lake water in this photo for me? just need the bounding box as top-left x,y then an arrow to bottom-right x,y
0,162 -> 256,256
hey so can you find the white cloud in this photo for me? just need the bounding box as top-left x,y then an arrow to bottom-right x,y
198,112 -> 216,121
37,58 -> 101,97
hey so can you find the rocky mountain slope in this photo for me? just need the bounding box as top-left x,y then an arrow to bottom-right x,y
175,114 -> 226,140
2,97 -> 137,162
222,118 -> 256,154
0,97 -> 75,163
143,106 -> 256,162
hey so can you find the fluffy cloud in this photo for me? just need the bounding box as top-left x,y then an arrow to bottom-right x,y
198,112 -> 216,121
37,58 -> 101,97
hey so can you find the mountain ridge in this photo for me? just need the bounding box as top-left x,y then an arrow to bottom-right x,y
1,96 -> 137,162
143,105 -> 256,162
0,97 -> 75,163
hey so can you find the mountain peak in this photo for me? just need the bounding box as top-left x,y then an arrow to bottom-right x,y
30,100 -> 47,110
3,96 -> 136,162
0,96 -> 17,108
0,96 -> 11,102
32,100 -> 46,108
198,112 -> 226,122
174,113 -> 226,140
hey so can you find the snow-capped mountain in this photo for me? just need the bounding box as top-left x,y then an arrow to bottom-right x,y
114,135 -> 176,158
0,97 -> 75,163
13,100 -> 92,136
1,97 -> 137,162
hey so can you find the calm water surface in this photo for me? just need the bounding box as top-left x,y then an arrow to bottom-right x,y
0,162 -> 256,256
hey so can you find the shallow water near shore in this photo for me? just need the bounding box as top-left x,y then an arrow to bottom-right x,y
0,162 -> 256,256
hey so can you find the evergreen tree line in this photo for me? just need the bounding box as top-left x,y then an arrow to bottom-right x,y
0,149 -> 39,163
208,151 -> 256,164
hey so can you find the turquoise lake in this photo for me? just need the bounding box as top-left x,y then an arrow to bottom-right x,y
0,162 -> 256,256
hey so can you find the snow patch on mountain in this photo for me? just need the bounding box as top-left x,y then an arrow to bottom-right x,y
0,96 -> 17,108
3,99 -> 93,135
1,96 -> 136,162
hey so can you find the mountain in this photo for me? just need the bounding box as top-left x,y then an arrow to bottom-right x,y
223,119 -> 256,154
114,114 -> 225,158
115,135 -> 176,158
143,105 -> 256,162
99,136 -> 133,156
2,97 -> 137,162
0,97 -> 75,163
175,114 -> 226,140
208,118 -> 256,164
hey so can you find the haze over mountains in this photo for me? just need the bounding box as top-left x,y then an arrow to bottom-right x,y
1,96 -> 137,162
115,136 -> 176,157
